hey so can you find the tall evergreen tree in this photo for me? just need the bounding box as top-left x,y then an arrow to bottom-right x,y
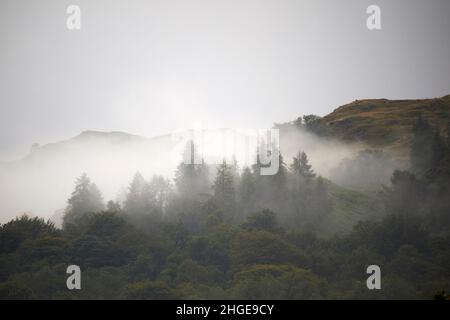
410,116 -> 449,183
124,172 -> 147,215
147,175 -> 173,216
290,151 -> 316,180
230,156 -> 240,190
385,170 -> 423,218
272,152 -> 288,190
212,160 -> 236,219
289,151 -> 316,228
63,173 -> 104,227
238,166 -> 255,217
310,176 -> 333,227
174,140 -> 210,199
250,148 -> 289,218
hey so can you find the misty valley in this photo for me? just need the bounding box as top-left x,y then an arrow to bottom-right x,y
0,96 -> 449,300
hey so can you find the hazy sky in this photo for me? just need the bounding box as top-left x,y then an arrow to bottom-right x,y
1,0 -> 449,160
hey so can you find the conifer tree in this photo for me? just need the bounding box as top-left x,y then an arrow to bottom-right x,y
212,160 -> 236,218
174,140 -> 209,199
289,151 -> 315,228
290,151 -> 316,180
63,173 -> 104,227
238,166 -> 255,216
124,172 -> 147,215
147,175 -> 172,216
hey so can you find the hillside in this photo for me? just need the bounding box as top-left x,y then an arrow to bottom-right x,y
2,95 -> 449,230
320,94 -> 450,157
325,182 -> 384,235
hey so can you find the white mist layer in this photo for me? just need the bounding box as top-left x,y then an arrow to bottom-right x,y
0,127 -> 364,223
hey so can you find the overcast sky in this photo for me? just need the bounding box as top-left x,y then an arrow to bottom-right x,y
1,0 -> 449,160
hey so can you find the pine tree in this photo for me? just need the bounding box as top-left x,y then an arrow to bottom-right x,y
147,175 -> 172,216
272,152 -> 288,189
174,140 -> 210,199
238,166 -> 255,216
230,156 -> 240,190
250,149 -> 289,216
290,151 -> 316,179
124,172 -> 147,215
385,170 -> 423,219
239,167 -> 255,202
289,151 -> 315,228
212,160 -> 236,219
63,173 -> 104,227
410,115 -> 448,181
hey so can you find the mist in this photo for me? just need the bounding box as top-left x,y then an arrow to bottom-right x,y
0,121 -> 395,224
0,0 -> 447,223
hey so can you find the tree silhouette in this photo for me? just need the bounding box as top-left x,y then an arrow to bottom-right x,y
212,160 -> 236,219
290,151 -> 315,180
63,173 -> 104,227
124,172 -> 147,215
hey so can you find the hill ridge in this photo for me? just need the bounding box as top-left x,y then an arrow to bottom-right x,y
320,94 -> 450,155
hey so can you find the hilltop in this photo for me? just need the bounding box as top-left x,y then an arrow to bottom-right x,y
318,95 -> 450,157
1,94 -> 449,230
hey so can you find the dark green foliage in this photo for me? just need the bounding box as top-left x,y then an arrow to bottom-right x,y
123,280 -> 179,300
296,114 -> 329,136
230,264 -> 327,299
1,201 -> 449,299
230,230 -> 307,269
384,170 -> 424,218
0,279 -> 35,299
410,116 -> 448,180
187,235 -> 231,274
242,209 -> 277,232
1,137 -> 449,300
0,215 -> 58,254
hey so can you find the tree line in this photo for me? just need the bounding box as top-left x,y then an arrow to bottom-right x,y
63,142 -> 333,234
0,116 -> 449,299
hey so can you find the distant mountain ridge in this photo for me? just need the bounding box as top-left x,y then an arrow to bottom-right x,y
22,130 -> 162,162
0,130 -> 180,223
15,94 -> 450,164
1,94 -> 449,225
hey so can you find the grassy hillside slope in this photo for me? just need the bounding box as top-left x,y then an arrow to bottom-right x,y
320,95 -> 450,158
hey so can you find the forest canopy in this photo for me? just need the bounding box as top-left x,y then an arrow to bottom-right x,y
0,116 -> 449,300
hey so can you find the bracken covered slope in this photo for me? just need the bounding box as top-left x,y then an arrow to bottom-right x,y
320,94 -> 450,157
